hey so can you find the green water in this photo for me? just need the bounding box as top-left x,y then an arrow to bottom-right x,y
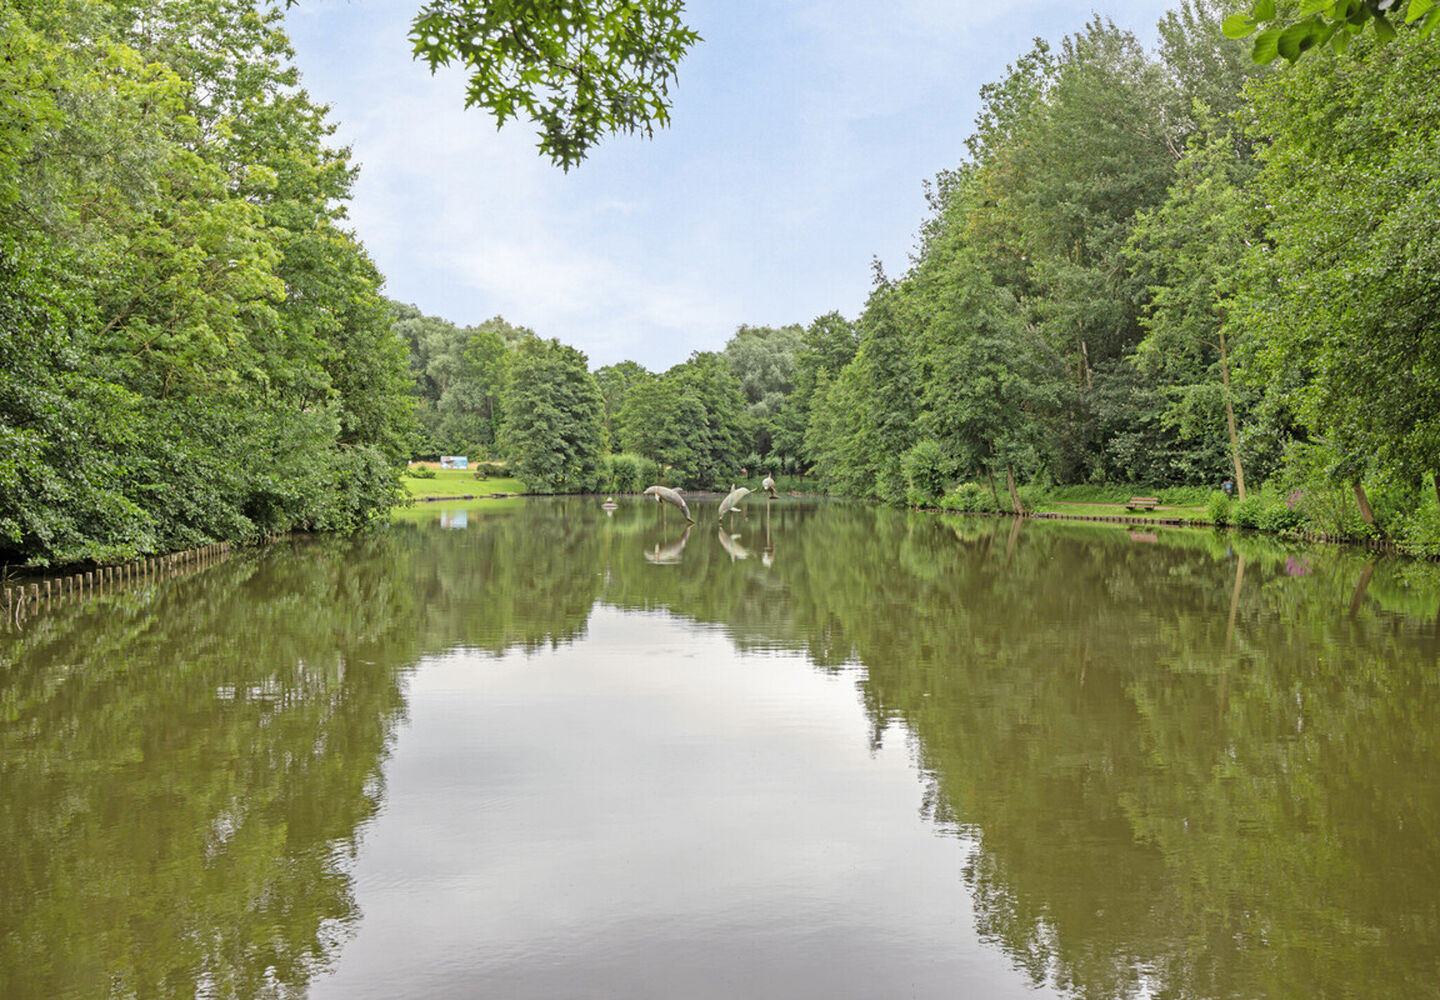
2,497 -> 1438,999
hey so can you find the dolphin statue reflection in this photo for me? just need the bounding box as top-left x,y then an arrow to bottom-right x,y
643,484 -> 694,522
717,526 -> 752,561
761,473 -> 777,499
646,525 -> 692,565
717,484 -> 753,519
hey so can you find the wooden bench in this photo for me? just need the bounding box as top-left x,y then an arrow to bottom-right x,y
1126,497 -> 1159,512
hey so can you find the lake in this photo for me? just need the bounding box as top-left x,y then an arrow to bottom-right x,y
2,497 -> 1438,999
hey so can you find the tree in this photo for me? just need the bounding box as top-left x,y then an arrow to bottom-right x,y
617,352 -> 750,488
722,323 -> 803,460
594,360 -> 650,450
0,0 -> 416,563
409,0 -> 701,169
1126,114 -> 1259,498
772,312 -> 858,472
1236,29 -> 1440,512
501,338 -> 606,493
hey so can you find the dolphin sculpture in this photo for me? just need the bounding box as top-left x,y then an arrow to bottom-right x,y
717,484 -> 753,519
761,473 -> 777,499
643,484 -> 694,522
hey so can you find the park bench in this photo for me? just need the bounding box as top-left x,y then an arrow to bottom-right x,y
1126,497 -> 1159,512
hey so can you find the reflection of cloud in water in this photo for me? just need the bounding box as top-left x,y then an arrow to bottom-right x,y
439,509 -> 468,530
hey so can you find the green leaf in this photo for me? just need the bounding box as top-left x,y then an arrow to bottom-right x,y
1422,5 -> 1440,33
1373,10 -> 1399,39
1277,20 -> 1316,60
1223,13 -> 1258,37
1255,0 -> 1278,19
1252,27 -> 1284,63
1406,0 -> 1434,22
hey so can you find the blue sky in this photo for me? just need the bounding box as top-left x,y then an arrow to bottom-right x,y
285,0 -> 1175,372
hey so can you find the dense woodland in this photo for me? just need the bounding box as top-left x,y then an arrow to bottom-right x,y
0,0 -> 415,568
6,0 -> 1440,566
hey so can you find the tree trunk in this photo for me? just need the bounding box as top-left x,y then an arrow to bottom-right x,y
987,468 -> 1001,508
1352,479 -> 1375,527
1433,471 -> 1440,511
1006,464 -> 1023,514
1218,328 -> 1246,501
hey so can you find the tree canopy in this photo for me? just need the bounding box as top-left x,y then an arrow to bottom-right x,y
409,0 -> 701,169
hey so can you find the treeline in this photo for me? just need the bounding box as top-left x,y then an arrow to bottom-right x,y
0,0 -> 415,567
810,0 -> 1440,555
404,1 -> 1440,552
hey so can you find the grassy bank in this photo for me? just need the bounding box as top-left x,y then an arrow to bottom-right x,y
921,480 -> 1440,557
402,464 -> 525,500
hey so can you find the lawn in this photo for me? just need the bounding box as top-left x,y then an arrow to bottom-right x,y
402,465 -> 525,500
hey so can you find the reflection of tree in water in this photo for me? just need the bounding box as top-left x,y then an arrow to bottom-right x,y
4,500 -> 1438,999
552,500 -> 1440,999
0,544 -> 418,1000
768,512 -> 1440,1000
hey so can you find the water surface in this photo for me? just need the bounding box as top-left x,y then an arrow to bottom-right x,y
2,498 -> 1438,999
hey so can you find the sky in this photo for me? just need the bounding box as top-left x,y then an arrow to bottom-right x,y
285,0 -> 1176,372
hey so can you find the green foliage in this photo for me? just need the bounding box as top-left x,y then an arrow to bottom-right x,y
1233,493 -> 1267,530
407,465 -> 437,479
1224,0 -> 1440,64
723,323 -> 804,460
501,339 -> 607,494
618,351 -> 751,489
1206,490 -> 1233,525
600,452 -> 656,493
409,0 -> 701,169
594,360 -> 649,450
0,0 -> 415,566
902,439 -> 955,508
939,483 -> 998,513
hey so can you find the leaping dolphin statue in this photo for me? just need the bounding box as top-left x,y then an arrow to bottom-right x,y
761,473 -> 777,499
643,484 -> 694,522
717,484 -> 753,519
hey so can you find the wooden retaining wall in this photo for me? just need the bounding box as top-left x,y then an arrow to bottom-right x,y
2,542 -> 235,630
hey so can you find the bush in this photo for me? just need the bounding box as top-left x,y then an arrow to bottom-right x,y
1258,503 -> 1305,533
1234,494 -> 1266,529
407,465 -> 436,479
1205,491 -> 1232,525
601,453 -> 656,493
941,482 -> 1002,513
901,439 -> 954,508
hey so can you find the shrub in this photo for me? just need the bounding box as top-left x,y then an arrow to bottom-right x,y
407,465 -> 436,479
941,482 -> 1001,513
602,453 -> 654,493
1205,491 -> 1232,525
1234,494 -> 1266,529
1258,502 -> 1305,533
901,439 -> 953,508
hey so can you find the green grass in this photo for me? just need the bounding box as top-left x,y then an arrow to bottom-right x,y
402,467 -> 525,500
